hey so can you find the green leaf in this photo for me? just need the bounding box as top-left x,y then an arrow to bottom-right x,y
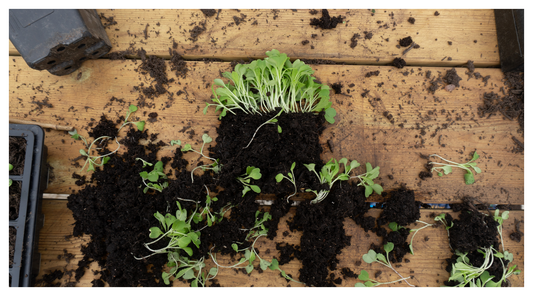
275,173 -> 284,183
250,185 -> 261,193
172,220 -> 187,233
182,247 -> 193,257
9,164 -> 13,171
464,170 -> 475,185
268,258 -> 279,271
354,283 -> 366,287
389,222 -> 399,231
170,140 -> 181,146
364,184 -> 373,198
245,264 -> 254,274
129,105 -> 138,113
135,121 -> 145,131
304,163 -> 316,172
473,166 -> 482,174
209,267 -> 218,276
409,244 -> 414,255
277,125 -> 282,133
182,269 -> 195,280
249,252 -> 256,265
9,179 -> 12,187
147,171 -> 159,182
384,242 -> 394,253
376,253 -> 387,264
442,165 -> 453,175
202,134 -> 213,144
364,281 -> 376,287
178,237 -> 192,248
362,250 -> 377,264
149,227 -> 163,239
371,184 -> 383,195
102,156 -> 110,164
79,149 -> 88,156
181,144 -> 192,152
260,259 -> 270,271
87,162 -> 95,172
290,162 -> 296,171
242,186 -> 251,197
365,162 -> 373,173
162,272 -> 170,285
358,270 -> 370,281
471,151 -> 479,161
214,78 -> 225,87
324,107 -> 337,124
232,243 -> 238,252
191,279 -> 198,287
203,104 -> 209,115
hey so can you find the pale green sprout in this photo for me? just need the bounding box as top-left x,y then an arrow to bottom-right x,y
237,166 -> 262,197
275,162 -> 298,203
429,151 -> 481,185
360,243 -> 414,287
9,164 -> 13,187
137,159 -> 168,193
350,162 -> 383,198
178,134 -> 222,182
243,109 -> 283,149
118,105 -> 145,132
304,158 -> 360,204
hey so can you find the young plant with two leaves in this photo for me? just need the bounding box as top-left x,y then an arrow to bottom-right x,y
136,158 -> 168,193
173,134 -> 222,182
356,242 -> 414,287
237,166 -> 262,197
428,151 -> 482,185
203,49 -> 336,124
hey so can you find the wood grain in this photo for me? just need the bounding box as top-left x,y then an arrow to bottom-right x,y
9,57 -> 523,204
9,9 -> 500,67
35,200 -> 524,287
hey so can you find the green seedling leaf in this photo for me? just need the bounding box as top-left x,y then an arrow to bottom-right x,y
191,279 -> 198,287
135,121 -> 145,131
102,156 -> 110,164
376,253 -> 387,264
9,164 -> 13,171
177,237 -> 192,248
69,129 -> 80,140
324,107 -> 337,124
231,243 -> 238,252
471,151 -> 479,161
260,259 -> 270,271
442,165 -> 453,175
268,258 -> 279,271
389,222 -> 399,231
182,247 -> 193,257
365,281 -> 376,287
275,173 -> 284,183
501,211 -> 509,220
473,166 -> 482,174
214,78 -> 225,87
181,144 -> 192,152
248,168 -> 262,180
202,134 -> 213,144
504,251 -> 514,262
129,105 -> 138,113
371,184 -> 383,195
277,125 -> 282,133
384,242 -> 394,253
79,149 -> 88,156
162,272 -> 170,285
364,184 -> 373,198
362,250 -> 377,264
183,268 -> 195,280
250,185 -> 261,193
354,283 -> 366,287
464,170 -> 475,185
9,179 -> 13,187
170,140 -> 181,146
209,267 -> 218,277
149,227 -> 163,239
245,264 -> 254,274
358,270 -> 370,281
87,162 -> 95,172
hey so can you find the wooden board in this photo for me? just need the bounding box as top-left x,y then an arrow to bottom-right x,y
35,200 -> 524,287
9,9 -> 500,67
9,57 -> 523,204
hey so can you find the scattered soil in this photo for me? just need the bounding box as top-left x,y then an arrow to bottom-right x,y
200,9 -> 216,17
443,68 -> 462,87
399,36 -> 413,47
350,34 -> 360,48
9,137 -> 26,175
310,9 -> 344,29
509,219 -> 523,242
331,82 -> 343,94
407,17 -> 415,24
392,57 -> 406,69
365,70 -> 380,78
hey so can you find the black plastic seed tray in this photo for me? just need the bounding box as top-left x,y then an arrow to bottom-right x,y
494,9 -> 524,73
9,124 -> 48,287
9,9 -> 112,76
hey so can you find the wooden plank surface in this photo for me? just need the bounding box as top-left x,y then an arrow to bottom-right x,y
9,9 -> 500,67
35,200 -> 524,287
9,57 -> 523,204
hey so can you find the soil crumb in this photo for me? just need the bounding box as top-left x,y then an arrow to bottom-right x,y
392,57 -> 406,69
310,9 -> 344,29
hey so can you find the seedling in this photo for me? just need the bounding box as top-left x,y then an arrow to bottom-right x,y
355,269 -> 410,287
407,220 -> 434,254
179,134 -> 222,182
434,213 -> 453,249
204,49 -> 337,124
388,222 -> 405,232
118,105 -> 145,132
77,136 -> 119,172
304,158 -> 360,204
237,166 -> 262,197
137,159 -> 168,193
361,242 -> 414,287
350,162 -> 383,198
243,109 -> 283,149
493,209 -> 509,251
275,162 -> 298,202
170,140 -> 181,146
428,151 -> 482,185
9,163 -> 13,187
